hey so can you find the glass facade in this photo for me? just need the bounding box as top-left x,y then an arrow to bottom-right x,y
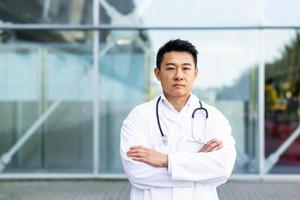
264,30 -> 300,174
0,0 -> 299,177
99,0 -> 258,26
0,31 -> 93,173
99,32 -> 150,173
0,0 -> 93,24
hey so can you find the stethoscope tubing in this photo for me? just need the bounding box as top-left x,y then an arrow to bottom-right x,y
156,96 -> 208,145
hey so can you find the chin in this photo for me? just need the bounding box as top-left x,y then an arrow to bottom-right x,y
171,92 -> 188,97
164,89 -> 189,98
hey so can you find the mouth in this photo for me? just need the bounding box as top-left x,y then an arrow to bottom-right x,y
173,84 -> 185,88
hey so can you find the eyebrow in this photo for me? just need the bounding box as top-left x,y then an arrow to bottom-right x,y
165,63 -> 192,66
165,63 -> 176,66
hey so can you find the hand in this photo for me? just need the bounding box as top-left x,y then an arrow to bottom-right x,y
199,138 -> 223,152
127,146 -> 168,167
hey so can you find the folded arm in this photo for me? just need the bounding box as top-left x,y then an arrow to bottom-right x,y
168,111 -> 236,186
121,106 -> 236,188
120,108 -> 193,189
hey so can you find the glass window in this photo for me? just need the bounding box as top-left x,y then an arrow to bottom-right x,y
99,0 -> 258,26
1,0 -> 299,177
264,30 -> 300,174
0,0 -> 92,24
0,30 -> 93,173
99,30 -> 152,173
264,0 -> 300,26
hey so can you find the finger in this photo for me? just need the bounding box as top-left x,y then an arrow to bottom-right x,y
127,151 -> 147,157
132,157 -> 149,164
128,147 -> 151,157
206,139 -> 221,146
127,152 -> 139,157
206,138 -> 218,144
127,147 -> 147,155
206,141 -> 223,151
201,140 -> 217,151
129,146 -> 146,150
199,144 -> 209,152
127,149 -> 144,154
200,141 -> 222,152
206,140 -> 222,149
201,144 -> 207,151
207,143 -> 223,152
132,157 -> 142,161
128,147 -> 149,153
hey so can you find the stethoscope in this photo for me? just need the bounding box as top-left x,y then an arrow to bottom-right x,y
156,96 -> 208,145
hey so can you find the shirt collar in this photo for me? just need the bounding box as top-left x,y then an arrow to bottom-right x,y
160,93 -> 194,113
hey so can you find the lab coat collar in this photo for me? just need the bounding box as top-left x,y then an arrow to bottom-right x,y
159,93 -> 197,121
189,94 -> 201,109
160,93 -> 194,111
160,93 -> 174,112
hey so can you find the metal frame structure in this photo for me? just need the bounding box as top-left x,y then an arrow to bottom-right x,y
0,0 -> 300,180
1,24 -> 300,30
92,0 -> 100,176
258,29 -> 266,177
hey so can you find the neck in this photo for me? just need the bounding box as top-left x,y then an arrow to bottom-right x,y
164,93 -> 191,112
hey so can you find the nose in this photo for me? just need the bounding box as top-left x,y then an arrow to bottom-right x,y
174,68 -> 184,80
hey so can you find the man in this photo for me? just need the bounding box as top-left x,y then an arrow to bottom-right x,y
120,39 -> 236,200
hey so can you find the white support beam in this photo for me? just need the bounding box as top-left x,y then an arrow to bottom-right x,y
264,126 -> 300,173
92,0 -> 100,175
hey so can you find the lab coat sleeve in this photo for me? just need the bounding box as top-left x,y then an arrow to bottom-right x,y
120,106 -> 193,189
168,108 -> 236,187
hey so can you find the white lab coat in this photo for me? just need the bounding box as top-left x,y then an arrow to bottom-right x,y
120,94 -> 236,200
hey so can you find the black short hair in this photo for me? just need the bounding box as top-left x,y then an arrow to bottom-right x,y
156,39 -> 198,69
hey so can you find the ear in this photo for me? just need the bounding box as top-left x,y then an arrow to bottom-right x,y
154,67 -> 161,81
195,67 -> 198,77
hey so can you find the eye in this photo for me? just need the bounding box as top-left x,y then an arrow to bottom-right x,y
183,67 -> 191,71
166,67 -> 175,70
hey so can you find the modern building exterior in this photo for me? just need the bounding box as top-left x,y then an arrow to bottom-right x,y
0,0 -> 299,179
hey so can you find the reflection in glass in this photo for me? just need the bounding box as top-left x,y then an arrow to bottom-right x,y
187,31 -> 259,174
0,31 -> 93,173
264,0 -> 300,26
100,0 -> 258,26
99,30 -> 153,173
0,0 -> 92,24
265,31 -> 300,174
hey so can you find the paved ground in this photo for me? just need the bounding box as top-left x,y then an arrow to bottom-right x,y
0,180 -> 300,200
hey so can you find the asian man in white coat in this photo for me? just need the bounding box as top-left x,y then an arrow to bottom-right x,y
120,39 -> 236,200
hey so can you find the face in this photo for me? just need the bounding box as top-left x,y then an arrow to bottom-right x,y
154,51 -> 198,100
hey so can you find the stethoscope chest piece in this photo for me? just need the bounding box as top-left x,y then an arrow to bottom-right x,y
162,135 -> 168,145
